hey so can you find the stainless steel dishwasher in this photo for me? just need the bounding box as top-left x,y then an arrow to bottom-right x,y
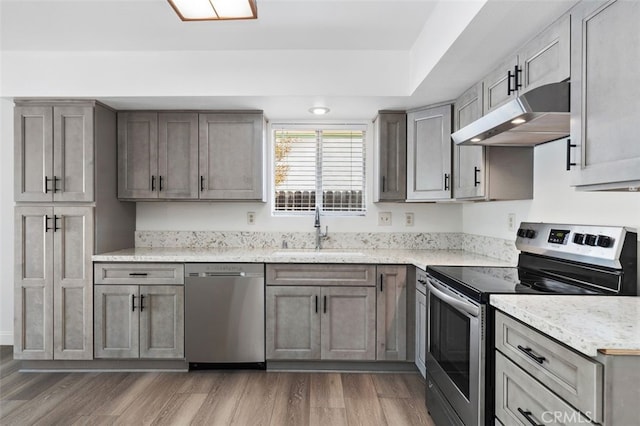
185,263 -> 265,369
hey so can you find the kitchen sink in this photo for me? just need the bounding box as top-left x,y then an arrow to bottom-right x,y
272,250 -> 366,257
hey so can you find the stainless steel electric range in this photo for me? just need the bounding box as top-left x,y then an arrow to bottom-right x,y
424,222 -> 638,426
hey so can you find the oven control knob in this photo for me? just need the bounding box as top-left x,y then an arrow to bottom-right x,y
525,229 -> 536,239
517,228 -> 526,238
584,234 -> 597,246
573,233 -> 585,245
596,235 -> 612,248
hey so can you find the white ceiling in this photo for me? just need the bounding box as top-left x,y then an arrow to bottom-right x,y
0,0 -> 578,119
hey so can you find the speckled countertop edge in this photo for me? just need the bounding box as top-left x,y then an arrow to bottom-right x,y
490,295 -> 640,357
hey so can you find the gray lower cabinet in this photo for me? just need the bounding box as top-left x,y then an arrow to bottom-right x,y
15,103 -> 94,203
373,111 -> 407,202
199,112 -> 265,200
118,112 -> 198,199
14,206 -> 94,360
407,104 -> 452,201
266,285 -> 376,361
376,266 -> 407,360
415,287 -> 427,378
94,285 -> 184,359
569,0 -> 640,190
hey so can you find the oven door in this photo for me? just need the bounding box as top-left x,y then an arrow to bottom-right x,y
426,276 -> 485,426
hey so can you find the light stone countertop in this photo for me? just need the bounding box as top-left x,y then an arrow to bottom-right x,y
490,295 -> 640,357
92,247 -> 513,270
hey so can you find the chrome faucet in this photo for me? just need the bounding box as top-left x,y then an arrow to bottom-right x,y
314,206 -> 328,250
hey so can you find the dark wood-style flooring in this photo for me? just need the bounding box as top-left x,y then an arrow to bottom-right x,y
0,346 -> 435,425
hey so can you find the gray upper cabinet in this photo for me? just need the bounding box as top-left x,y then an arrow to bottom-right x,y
15,104 -> 94,203
373,112 -> 407,202
199,113 -> 265,200
570,0 -> 640,190
453,83 -> 486,200
407,104 -> 452,201
376,266 -> 407,361
14,206 -> 94,360
481,13 -> 570,114
118,112 -> 199,199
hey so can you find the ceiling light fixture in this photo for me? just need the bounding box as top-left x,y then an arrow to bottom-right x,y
309,107 -> 330,115
168,0 -> 258,21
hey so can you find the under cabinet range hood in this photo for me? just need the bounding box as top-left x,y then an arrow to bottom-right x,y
452,81 -> 570,146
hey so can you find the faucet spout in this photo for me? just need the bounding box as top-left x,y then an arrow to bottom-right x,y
314,206 -> 321,228
314,207 -> 328,250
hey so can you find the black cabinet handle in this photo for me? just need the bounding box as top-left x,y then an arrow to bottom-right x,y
514,65 -> 522,91
382,176 -> 386,192
45,215 -> 52,232
323,295 -> 327,314
129,272 -> 148,277
132,294 -> 136,312
517,408 -> 542,426
159,176 -> 164,191
151,175 -> 156,191
517,345 -> 546,364
474,167 -> 481,187
53,215 -> 60,232
200,176 -> 205,192
140,294 -> 145,312
53,176 -> 60,193
507,69 -> 513,95
315,295 -> 318,313
444,174 -> 450,191
44,176 -> 52,194
566,139 -> 577,170
380,274 -> 384,292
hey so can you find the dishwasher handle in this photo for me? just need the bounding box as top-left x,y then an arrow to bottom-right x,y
187,271 -> 248,278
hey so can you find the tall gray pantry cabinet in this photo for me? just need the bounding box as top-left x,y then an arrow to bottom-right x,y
13,100 -> 135,360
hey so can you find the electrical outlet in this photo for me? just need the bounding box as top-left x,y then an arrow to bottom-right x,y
507,213 -> 516,232
378,212 -> 392,226
405,212 -> 414,227
247,212 -> 256,225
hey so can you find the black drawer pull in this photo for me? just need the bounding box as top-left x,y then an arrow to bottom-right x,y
380,274 -> 384,292
517,408 -> 542,426
315,295 -> 318,313
200,176 -> 205,192
566,139 -> 577,170
159,176 -> 164,191
131,294 -> 136,312
140,294 -> 145,312
517,345 -> 546,364
129,272 -> 149,277
323,295 -> 327,314
474,167 -> 481,187
151,175 -> 156,191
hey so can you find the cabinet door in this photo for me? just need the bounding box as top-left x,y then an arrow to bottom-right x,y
53,106 -> 94,203
14,207 -> 54,360
266,286 -> 321,360
407,105 -> 452,201
199,113 -> 264,200
415,290 -> 427,378
321,287 -> 376,361
482,56 -> 518,114
376,266 -> 407,361
14,106 -> 53,202
375,112 -> 407,201
94,285 -> 139,358
570,0 -> 640,189
518,14 -> 570,94
453,83 -> 486,200
117,112 -> 158,199
139,285 -> 185,359
53,207 -> 94,360
158,113 -> 199,199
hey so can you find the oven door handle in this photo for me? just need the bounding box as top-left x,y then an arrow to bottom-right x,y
427,278 -> 480,318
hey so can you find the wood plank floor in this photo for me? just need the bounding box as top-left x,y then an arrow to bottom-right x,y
0,347 -> 435,425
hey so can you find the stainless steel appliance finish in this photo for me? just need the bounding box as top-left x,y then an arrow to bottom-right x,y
425,222 -> 637,426
452,82 -> 569,147
185,263 -> 265,368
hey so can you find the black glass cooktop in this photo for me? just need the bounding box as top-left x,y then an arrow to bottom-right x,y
426,265 -> 600,303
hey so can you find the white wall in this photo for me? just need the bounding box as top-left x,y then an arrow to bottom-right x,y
1,99 -> 14,345
463,138 -> 640,240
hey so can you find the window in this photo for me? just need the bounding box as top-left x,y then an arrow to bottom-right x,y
273,124 -> 366,214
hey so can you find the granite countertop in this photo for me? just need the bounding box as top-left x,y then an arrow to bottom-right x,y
92,247 -> 512,270
491,295 -> 640,357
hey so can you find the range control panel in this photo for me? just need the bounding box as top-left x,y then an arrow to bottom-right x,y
515,222 -> 636,267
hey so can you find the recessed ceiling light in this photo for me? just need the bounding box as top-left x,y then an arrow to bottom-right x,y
511,118 -> 526,124
309,107 -> 330,115
168,0 -> 258,21
470,137 -> 482,142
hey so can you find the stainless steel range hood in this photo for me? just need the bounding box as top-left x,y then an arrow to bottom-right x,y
452,81 -> 570,146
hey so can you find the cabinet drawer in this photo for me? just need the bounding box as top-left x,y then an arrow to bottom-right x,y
266,264 -> 376,286
495,312 -> 602,422
94,263 -> 184,285
495,351 -> 595,426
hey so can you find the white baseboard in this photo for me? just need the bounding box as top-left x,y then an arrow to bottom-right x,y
0,331 -> 13,346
